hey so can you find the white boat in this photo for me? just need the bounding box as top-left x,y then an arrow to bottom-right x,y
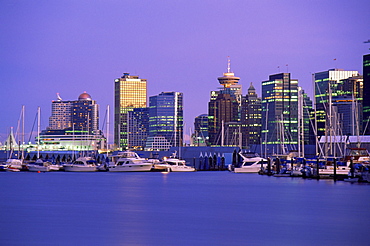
229,152 -> 267,173
3,158 -> 23,171
63,157 -> 97,172
162,156 -> 195,172
107,151 -> 153,172
27,159 -> 60,172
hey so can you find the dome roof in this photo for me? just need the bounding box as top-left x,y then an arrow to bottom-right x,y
78,91 -> 92,101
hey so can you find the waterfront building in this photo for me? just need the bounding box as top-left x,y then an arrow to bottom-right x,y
40,92 -> 105,151
241,83 -> 262,148
208,59 -> 241,146
363,54 -> 370,134
191,114 -> 209,146
314,69 -> 359,138
48,92 -> 99,134
147,92 -> 183,148
261,73 -> 299,154
127,107 -> 149,150
114,73 -> 147,149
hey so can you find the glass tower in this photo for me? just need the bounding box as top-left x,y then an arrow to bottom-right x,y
148,92 -> 183,147
314,69 -> 359,137
262,73 -> 299,154
114,73 -> 147,149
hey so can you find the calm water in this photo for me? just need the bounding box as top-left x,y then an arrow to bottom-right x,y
0,171 -> 369,246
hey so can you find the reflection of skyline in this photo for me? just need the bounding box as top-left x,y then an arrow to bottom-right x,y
0,1 -> 369,141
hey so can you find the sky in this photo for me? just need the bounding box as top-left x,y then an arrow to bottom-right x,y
0,0 -> 369,144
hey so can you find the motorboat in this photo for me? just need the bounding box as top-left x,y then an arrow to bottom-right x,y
229,152 -> 267,173
107,151 -> 153,172
63,157 -> 97,172
27,159 -> 60,172
162,156 -> 195,172
148,159 -> 171,172
3,158 -> 23,171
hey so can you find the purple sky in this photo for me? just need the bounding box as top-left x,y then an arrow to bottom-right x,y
1,0 -> 369,144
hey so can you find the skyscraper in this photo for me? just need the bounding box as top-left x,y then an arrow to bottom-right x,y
241,83 -> 262,147
147,92 -> 183,148
362,54 -> 370,134
262,73 -> 298,154
208,59 -> 241,146
48,92 -> 99,134
114,73 -> 147,149
127,107 -> 149,150
192,114 -> 209,146
314,69 -> 359,137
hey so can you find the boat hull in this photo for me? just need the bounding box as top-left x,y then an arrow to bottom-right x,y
108,164 -> 152,172
63,166 -> 97,172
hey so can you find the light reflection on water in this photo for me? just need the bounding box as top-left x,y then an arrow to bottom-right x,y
0,172 -> 369,246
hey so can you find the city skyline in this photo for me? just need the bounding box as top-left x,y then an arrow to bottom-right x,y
1,0 -> 369,143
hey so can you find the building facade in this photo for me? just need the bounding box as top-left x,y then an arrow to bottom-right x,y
261,73 -> 299,154
241,83 -> 262,148
114,73 -> 147,149
147,92 -> 183,148
314,69 -> 359,137
363,54 -> 370,134
127,107 -> 149,150
191,114 -> 209,146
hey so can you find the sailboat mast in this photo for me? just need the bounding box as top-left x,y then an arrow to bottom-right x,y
37,106 -> 40,159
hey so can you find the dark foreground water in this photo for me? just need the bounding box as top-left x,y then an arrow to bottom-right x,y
0,171 -> 369,246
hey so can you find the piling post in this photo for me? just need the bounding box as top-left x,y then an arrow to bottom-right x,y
333,158 -> 337,182
276,158 -> 280,174
350,157 -> 354,178
267,157 -> 272,176
316,158 -> 320,180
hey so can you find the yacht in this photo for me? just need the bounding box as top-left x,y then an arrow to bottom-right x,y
107,151 -> 153,172
27,159 -> 60,172
229,152 -> 267,173
162,156 -> 195,172
63,157 -> 97,172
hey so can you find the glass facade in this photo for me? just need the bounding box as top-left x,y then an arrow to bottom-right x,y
127,107 -> 149,150
261,73 -> 298,154
148,92 -> 183,147
114,73 -> 147,149
314,69 -> 359,137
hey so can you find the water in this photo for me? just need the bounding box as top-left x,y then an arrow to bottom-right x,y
0,171 -> 369,246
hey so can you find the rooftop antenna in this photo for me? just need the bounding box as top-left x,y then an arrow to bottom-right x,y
227,56 -> 231,73
365,39 -> 370,49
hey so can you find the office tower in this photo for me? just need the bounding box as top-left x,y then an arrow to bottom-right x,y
261,73 -> 298,154
147,92 -> 183,149
363,54 -> 370,134
114,73 -> 147,149
192,114 -> 209,146
127,107 -> 149,150
208,59 -> 242,146
299,88 -> 314,145
241,83 -> 262,147
314,69 -> 359,137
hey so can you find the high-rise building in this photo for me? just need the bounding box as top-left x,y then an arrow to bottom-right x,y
362,54 -> 370,134
114,73 -> 147,149
147,92 -> 183,148
48,92 -> 99,134
241,83 -> 262,147
261,73 -> 299,154
191,114 -> 209,146
40,92 -> 105,151
314,69 -> 359,137
127,107 -> 149,150
208,59 -> 242,146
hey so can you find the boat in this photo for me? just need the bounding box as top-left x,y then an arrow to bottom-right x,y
107,151 -> 153,172
229,152 -> 267,173
148,159 -> 171,172
2,158 -> 23,171
63,157 -> 97,172
27,159 -> 60,172
162,155 -> 195,172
